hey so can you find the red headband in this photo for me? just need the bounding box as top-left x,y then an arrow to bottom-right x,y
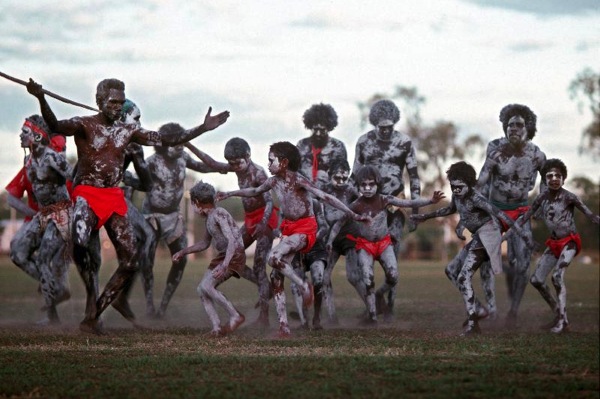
23,120 -> 49,140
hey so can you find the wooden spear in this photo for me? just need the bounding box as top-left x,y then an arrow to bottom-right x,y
0,70 -> 100,113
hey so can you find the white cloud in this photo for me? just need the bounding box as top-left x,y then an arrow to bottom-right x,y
1,0 -> 599,192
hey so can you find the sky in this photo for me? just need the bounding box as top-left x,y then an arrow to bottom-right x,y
0,0 -> 599,194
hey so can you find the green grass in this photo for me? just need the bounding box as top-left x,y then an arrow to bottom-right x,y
0,253 -> 598,398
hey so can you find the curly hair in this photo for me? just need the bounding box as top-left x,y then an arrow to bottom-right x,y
499,104 -> 537,140
224,137 -> 251,160
189,181 -> 216,204
327,158 -> 350,176
95,78 -> 125,108
354,165 -> 381,192
269,141 -> 301,172
446,161 -> 477,187
368,99 -> 400,127
302,103 -> 338,131
541,158 -> 567,182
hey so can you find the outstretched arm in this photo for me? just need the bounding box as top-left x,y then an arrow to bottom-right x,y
172,232 -> 211,263
184,152 -> 223,174
387,190 -> 445,208
572,194 -> 600,225
146,107 -> 230,146
410,201 -> 456,223
216,178 -> 273,201
301,180 -> 368,221
184,142 -> 231,173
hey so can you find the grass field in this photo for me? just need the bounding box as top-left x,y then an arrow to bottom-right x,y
0,252 -> 598,398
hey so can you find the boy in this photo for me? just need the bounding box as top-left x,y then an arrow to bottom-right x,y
172,181 -> 246,337
216,141 -> 367,337
184,138 -> 277,326
411,162 -> 526,335
321,159 -> 359,323
516,159 -> 599,333
328,165 -> 444,325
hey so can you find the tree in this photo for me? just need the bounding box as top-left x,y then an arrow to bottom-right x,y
568,67 -> 600,161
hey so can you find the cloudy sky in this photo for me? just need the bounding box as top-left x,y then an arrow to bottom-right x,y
1,0 -> 598,193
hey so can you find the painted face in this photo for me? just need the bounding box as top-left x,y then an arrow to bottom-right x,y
376,125 -> 394,141
330,169 -> 349,188
310,124 -> 329,148
192,201 -> 212,217
359,178 -> 378,198
123,105 -> 141,128
166,145 -> 184,159
545,168 -> 564,191
227,156 -> 250,172
102,88 -> 126,122
268,151 -> 282,175
505,115 -> 528,145
450,179 -> 469,198
19,125 -> 35,148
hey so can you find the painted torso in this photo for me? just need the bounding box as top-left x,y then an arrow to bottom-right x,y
236,162 -> 271,213
267,173 -> 313,221
454,191 -> 495,234
481,140 -> 546,204
26,148 -> 71,207
206,207 -> 244,254
349,194 -> 391,241
142,152 -> 188,214
353,130 -> 417,196
297,137 -> 347,189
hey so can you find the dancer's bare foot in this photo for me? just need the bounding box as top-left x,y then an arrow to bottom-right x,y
222,313 -> 245,334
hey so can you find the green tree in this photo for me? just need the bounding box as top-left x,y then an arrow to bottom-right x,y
568,67 -> 600,161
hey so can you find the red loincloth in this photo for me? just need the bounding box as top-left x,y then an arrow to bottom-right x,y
280,215 -> 318,253
500,206 -> 530,232
346,234 -> 392,260
244,206 -> 279,236
72,185 -> 128,229
545,233 -> 582,259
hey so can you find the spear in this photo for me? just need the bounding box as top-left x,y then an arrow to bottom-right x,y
0,70 -> 100,112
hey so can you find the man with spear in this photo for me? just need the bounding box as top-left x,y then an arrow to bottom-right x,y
22,76 -> 229,333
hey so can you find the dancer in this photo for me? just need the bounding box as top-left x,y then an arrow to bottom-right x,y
297,103 -> 348,189
184,138 -> 277,326
516,159 -> 599,333
124,122 -> 233,318
352,99 -> 421,258
477,104 -> 546,327
320,159 -> 359,323
6,115 -> 73,324
26,78 -> 229,333
411,162 -> 527,335
216,141 -> 367,337
329,165 -> 444,324
173,181 -> 246,336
